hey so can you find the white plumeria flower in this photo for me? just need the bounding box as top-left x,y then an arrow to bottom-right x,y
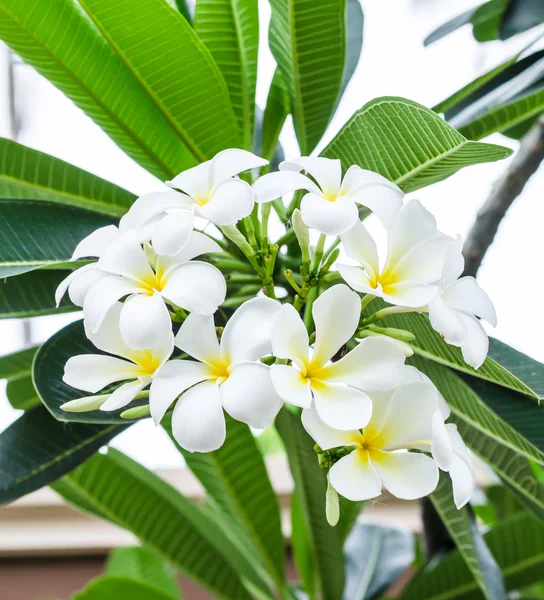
303,377 -> 474,507
62,303 -> 173,412
427,237 -> 497,369
56,231 -> 226,351
150,297 -> 283,453
338,200 -> 452,308
253,157 -> 403,235
270,284 -> 406,431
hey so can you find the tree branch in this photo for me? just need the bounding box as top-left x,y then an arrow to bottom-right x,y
462,114 -> 544,277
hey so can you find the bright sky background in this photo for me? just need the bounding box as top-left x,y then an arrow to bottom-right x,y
0,0 -> 543,468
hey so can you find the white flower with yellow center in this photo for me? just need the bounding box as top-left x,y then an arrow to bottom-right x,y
270,285 -> 406,431
427,237 -> 497,369
56,231 -> 225,350
303,376 -> 474,507
62,303 -> 173,412
338,200 -> 452,308
253,157 -> 403,235
149,297 -> 283,453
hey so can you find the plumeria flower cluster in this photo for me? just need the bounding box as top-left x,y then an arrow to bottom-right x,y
58,149 -> 495,516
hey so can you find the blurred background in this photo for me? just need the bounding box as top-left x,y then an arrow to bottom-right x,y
0,0 -> 542,597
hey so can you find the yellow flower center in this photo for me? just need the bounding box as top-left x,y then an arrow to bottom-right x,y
368,268 -> 400,295
322,190 -> 338,203
209,357 -> 231,384
135,352 -> 162,376
140,270 -> 165,295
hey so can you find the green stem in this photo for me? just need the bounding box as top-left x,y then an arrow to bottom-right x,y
360,294 -> 376,312
221,225 -> 264,277
260,202 -> 271,255
284,269 -> 302,294
303,287 -> 318,332
244,215 -> 258,251
262,244 -> 279,300
311,233 -> 327,274
276,228 -> 296,249
322,235 -> 341,262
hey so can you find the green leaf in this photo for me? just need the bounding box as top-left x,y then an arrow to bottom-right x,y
0,0 -> 195,179
338,0 -> 364,101
401,512 -> 544,600
337,498 -> 364,543
72,577 -> 178,600
0,346 -> 38,380
291,493 -> 317,599
194,0 -> 258,148
0,270 -> 81,318
0,200 -> 116,277
321,97 -> 512,193
0,139 -> 135,216
34,320 -> 146,425
76,0 -> 241,162
173,0 -> 192,23
429,475 -> 505,600
56,449 -> 253,600
261,70 -> 290,164
276,408 -> 345,600
6,376 -> 40,411
165,415 -> 286,591
106,546 -> 180,599
410,357 -> 544,466
424,6 -> 481,46
0,405 -> 125,505
269,0 -> 346,153
499,0 -> 544,40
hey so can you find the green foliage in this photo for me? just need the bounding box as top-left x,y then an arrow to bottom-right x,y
322,97 -> 512,193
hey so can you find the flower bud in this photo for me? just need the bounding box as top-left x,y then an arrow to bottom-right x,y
121,405 -> 151,420
60,394 -> 108,412
326,478 -> 340,526
292,209 -> 310,250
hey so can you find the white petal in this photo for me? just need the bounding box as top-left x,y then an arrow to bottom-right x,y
253,171 -> 319,204
329,450 -> 382,501
402,366 -> 451,420
271,304 -> 309,364
161,261 -> 226,315
83,275 -> 142,333
210,149 -> 268,185
393,234 -> 452,285
221,296 -> 282,363
381,281 -> 439,308
151,210 -> 194,256
281,157 -> 342,196
63,355 -> 141,393
447,424 -> 475,508
84,302 -> 133,359
377,382 -> 439,450
175,312 -> 221,365
337,263 -> 377,296
173,231 -> 222,262
311,284 -> 361,368
220,362 -> 283,428
371,450 -> 439,500
121,191 -> 193,230
270,364 -> 312,408
149,359 -> 214,425
55,264 -> 101,307
301,404 -> 358,450
167,161 -> 212,200
100,378 -> 148,412
300,193 -> 359,235
119,291 -> 172,350
199,179 -> 254,226
441,235 -> 465,287
442,277 -> 497,326
171,380 -> 226,453
68,267 -> 109,307
319,336 -> 405,391
459,312 -> 489,369
312,382 -> 372,430
428,295 -> 467,346
385,199 -> 438,269
431,412 -> 453,471
98,237 -> 155,282
340,219 -> 380,278
71,225 -> 120,260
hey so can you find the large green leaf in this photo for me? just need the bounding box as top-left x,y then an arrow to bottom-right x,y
165,416 -> 286,591
6,376 -> 40,411
106,546 -> 180,599
0,139 -> 135,216
33,320 -> 144,424
261,70 -> 290,164
0,346 -> 38,380
276,408 -> 345,600
411,357 -> 544,465
0,344 -> 41,412
0,200 -> 116,277
338,0 -> 363,102
0,270 -> 80,318
321,97 -> 512,193
0,405 -> 125,504
194,0 -> 258,149
76,0 -> 241,162
72,577 -> 178,600
500,0 -> 544,39
401,512 -> 544,600
268,0 -> 346,154
429,475 -> 505,600
56,449 -> 253,600
0,0 -> 195,179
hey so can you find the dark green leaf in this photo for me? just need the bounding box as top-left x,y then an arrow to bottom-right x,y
339,0 -> 364,101
472,0 -> 509,42
322,97 -> 512,193
0,405 -> 125,505
0,139 -> 135,216
500,0 -> 544,39
291,492 -> 317,598
276,408 -> 345,600
424,7 -> 481,46
0,346 -> 38,380
6,376 -> 40,411
269,0 -> 346,153
174,0 -> 192,23
72,577 -> 178,600
260,70 -> 290,164
0,200 -> 116,277
57,449 -> 253,600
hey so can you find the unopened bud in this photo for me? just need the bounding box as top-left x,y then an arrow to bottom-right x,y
367,324 -> 416,342
120,405 -> 151,420
292,209 -> 310,249
326,478 -> 340,527
61,395 -> 108,412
